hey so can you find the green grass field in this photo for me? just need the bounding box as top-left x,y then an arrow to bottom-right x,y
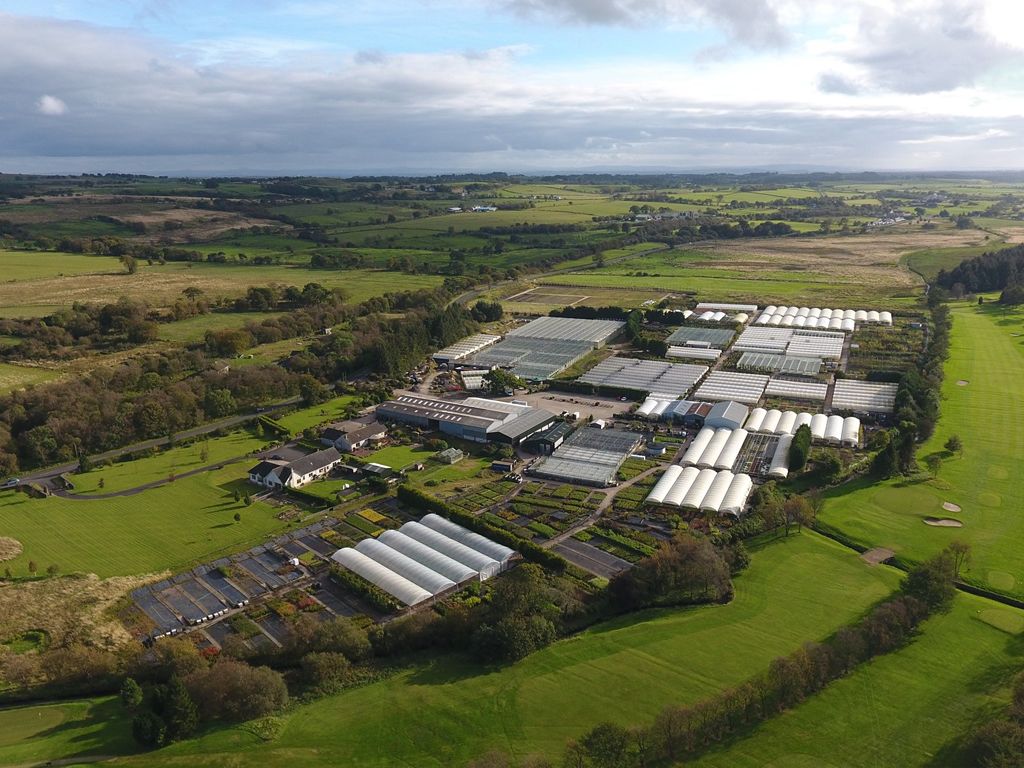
901,244 -> 998,282
364,444 -> 435,469
690,593 -> 1023,767
274,395 -> 360,435
70,430 -> 266,495
0,698 -> 135,766
156,312 -> 285,343
0,361 -> 60,393
101,533 -> 899,767
820,302 -> 1024,597
0,249 -> 119,280
0,465 -> 286,578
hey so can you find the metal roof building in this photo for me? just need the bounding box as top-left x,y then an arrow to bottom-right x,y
530,427 -> 645,486
433,333 -> 502,363
505,316 -> 625,344
376,395 -> 556,445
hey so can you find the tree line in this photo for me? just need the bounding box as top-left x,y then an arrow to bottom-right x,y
936,243 -> 1024,294
472,545 -> 964,768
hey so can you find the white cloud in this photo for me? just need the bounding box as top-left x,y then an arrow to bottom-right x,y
36,94 -> 68,116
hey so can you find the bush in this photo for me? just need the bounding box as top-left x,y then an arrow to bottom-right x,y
185,659 -> 289,722
788,425 -> 811,472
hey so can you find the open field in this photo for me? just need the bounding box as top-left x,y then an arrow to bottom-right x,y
156,311 -> 285,343
0,259 -> 442,316
98,533 -> 900,767
499,282 -> 679,315
0,698 -> 135,767
70,430 -> 267,495
0,361 -> 60,393
0,465 -> 287,578
691,593 -> 1023,767
820,301 -> 1024,597
273,395 -> 361,435
0,248 -> 120,280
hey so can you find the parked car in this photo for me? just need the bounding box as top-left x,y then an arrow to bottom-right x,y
2,478 -> 20,488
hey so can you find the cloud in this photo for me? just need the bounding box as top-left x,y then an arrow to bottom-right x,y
36,94 -> 68,116
0,10 -> 1022,173
849,0 -> 1024,94
818,73 -> 860,95
499,0 -> 789,48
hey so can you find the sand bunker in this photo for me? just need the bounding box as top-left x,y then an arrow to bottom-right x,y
924,517 -> 963,527
956,380 -> 969,386
0,536 -> 23,561
942,501 -> 962,513
861,547 -> 895,565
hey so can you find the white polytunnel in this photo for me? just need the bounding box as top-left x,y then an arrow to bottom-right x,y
880,311 -> 893,325
825,415 -> 845,445
854,309 -> 867,322
696,428 -> 733,469
842,416 -> 861,447
867,310 -> 880,323
776,411 -> 797,436
734,312 -> 749,324
842,319 -> 856,332
331,548 -> 433,607
760,409 -> 782,434
637,397 -> 658,417
699,470 -> 735,512
681,427 -> 716,466
721,473 -> 754,518
745,407 -> 767,432
768,434 -> 792,479
420,513 -> 516,566
355,538 -> 456,596
681,468 -> 719,509
664,466 -> 701,506
795,412 -> 813,431
401,522 -> 501,579
810,413 -> 828,441
714,429 -> 748,471
646,465 -> 683,505
377,530 -> 478,584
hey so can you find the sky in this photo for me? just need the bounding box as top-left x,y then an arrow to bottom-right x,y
2,0 -> 1024,175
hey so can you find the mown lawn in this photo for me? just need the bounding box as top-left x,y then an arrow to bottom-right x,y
106,533 -> 899,767
690,593 -> 1023,768
0,698 -> 135,767
0,466 -> 286,578
274,395 -> 361,435
819,301 -> 1024,598
70,430 -> 267,495
364,444 -> 435,469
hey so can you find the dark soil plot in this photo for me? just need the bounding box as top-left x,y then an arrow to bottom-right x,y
555,539 -> 632,579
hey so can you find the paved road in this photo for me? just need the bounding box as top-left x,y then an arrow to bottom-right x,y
16,396 -> 303,489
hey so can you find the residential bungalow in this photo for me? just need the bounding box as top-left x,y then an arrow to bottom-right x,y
321,421 -> 387,453
247,447 -> 344,490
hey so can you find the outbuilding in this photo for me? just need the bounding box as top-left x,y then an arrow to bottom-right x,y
704,400 -> 750,431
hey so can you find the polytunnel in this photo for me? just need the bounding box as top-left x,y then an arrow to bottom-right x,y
696,428 -> 733,469
681,427 -> 715,466
664,466 -> 701,507
401,522 -> 500,579
720,473 -> 754,517
714,429 -> 748,471
377,530 -> 478,584
331,548 -> 432,607
355,538 -> 456,596
745,407 -> 767,432
681,468 -> 719,509
645,465 -> 683,504
699,470 -> 735,513
760,409 -> 782,434
842,416 -> 861,447
810,413 -> 829,441
768,434 -> 792,479
776,411 -> 797,435
824,415 -> 845,445
420,513 -> 515,566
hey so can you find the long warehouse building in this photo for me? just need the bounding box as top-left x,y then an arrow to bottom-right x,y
376,395 -> 557,445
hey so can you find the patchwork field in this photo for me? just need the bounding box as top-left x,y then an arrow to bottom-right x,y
691,594 -> 1023,767
820,301 -> 1024,598
0,465 -> 287,578
102,533 -> 899,767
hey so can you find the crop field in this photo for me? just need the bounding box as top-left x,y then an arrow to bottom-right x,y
0,465 -> 287,578
820,302 -> 1024,598
691,594 -> 1022,767
0,260 -> 442,316
97,533 -> 899,767
70,430 -> 267,495
0,361 -> 60,392
500,283 -> 677,314
0,698 -> 135,767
